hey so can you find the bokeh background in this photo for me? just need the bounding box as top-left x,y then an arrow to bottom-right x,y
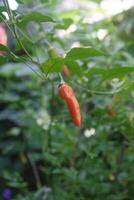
0,0 -> 134,199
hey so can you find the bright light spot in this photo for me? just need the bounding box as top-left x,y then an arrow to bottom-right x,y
122,0 -> 134,10
110,78 -> 125,89
71,41 -> 80,48
83,76 -> 89,82
2,12 -> 9,20
101,0 -> 123,15
82,17 -> 90,24
56,30 -> 67,38
37,118 -> 42,126
60,0 -> 78,10
67,24 -> 77,33
100,0 -> 134,16
83,0 -> 133,24
91,13 -> 104,22
56,24 -> 77,38
8,0 -> 18,10
97,29 -> 108,40
80,1 -> 98,10
36,110 -> 51,130
84,128 -> 96,138
83,13 -> 104,24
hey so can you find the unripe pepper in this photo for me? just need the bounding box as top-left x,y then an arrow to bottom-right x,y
48,47 -> 59,58
58,83 -> 81,127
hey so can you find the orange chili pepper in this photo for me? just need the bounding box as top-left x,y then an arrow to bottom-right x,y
58,83 -> 81,127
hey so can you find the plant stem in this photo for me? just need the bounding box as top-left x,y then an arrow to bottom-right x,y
0,14 -> 14,34
58,72 -> 64,83
27,152 -> 42,189
3,0 -> 46,79
71,80 -> 125,95
4,0 -> 12,19
17,26 -> 34,44
3,0 -> 31,60
70,130 -> 81,167
22,58 -> 45,80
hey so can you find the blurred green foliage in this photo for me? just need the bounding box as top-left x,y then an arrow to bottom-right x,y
0,0 -> 134,199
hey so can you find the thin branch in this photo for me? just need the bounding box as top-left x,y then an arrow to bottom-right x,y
2,0 -> 46,79
58,72 -> 64,83
16,26 -> 35,44
0,15 -> 14,35
71,80 -> 126,95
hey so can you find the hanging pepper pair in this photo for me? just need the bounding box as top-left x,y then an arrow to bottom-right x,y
58,82 -> 81,127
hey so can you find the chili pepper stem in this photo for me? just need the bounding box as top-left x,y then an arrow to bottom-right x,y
58,72 -> 65,84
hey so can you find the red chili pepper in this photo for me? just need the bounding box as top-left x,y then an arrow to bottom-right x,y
0,25 -> 7,56
58,83 -> 73,100
62,65 -> 70,77
0,25 -> 7,46
58,83 -> 81,127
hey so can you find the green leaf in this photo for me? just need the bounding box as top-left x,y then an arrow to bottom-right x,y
64,60 -> 83,76
87,66 -> 134,80
48,47 -> 60,59
15,0 -> 25,3
0,46 -> 24,67
126,42 -> 134,56
44,152 -> 62,166
41,58 -> 64,75
65,47 -> 105,60
0,45 -> 9,65
17,12 -> 55,27
0,44 -> 10,53
0,6 -> 6,12
56,18 -> 73,29
0,56 -> 8,65
0,44 -> 17,57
